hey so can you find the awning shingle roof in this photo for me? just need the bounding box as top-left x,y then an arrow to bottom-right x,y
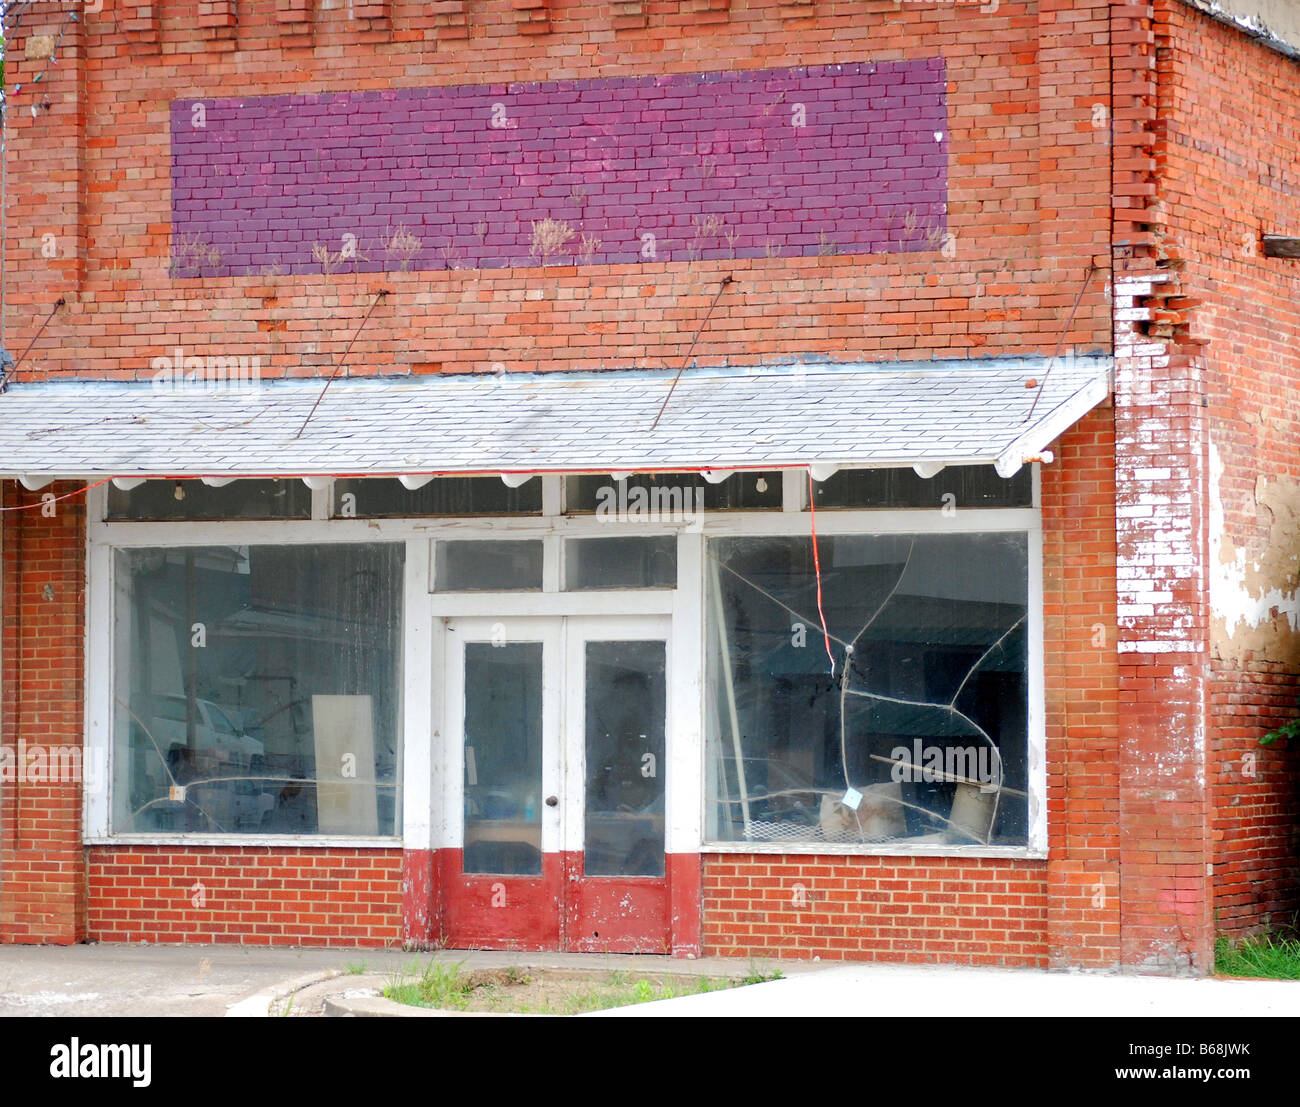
0,356 -> 1111,481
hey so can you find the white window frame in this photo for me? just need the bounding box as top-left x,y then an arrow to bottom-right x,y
83,469 -> 1045,859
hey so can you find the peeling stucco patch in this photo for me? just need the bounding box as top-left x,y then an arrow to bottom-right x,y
1210,441 -> 1300,664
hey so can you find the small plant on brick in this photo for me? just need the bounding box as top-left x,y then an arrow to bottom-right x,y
817,230 -> 840,257
902,209 -> 919,244
687,213 -> 725,264
1262,700 -> 1299,746
577,232 -> 601,265
529,217 -> 576,266
312,236 -> 369,276
170,233 -> 222,278
439,243 -> 464,271
311,241 -> 342,276
382,223 -> 422,273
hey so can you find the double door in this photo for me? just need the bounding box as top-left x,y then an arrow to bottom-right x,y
440,615 -> 671,951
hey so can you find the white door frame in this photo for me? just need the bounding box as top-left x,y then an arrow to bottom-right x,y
440,613 -> 672,865
441,616 -> 562,858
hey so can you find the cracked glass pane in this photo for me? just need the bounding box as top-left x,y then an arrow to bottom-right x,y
111,543 -> 404,836
705,532 -> 1029,847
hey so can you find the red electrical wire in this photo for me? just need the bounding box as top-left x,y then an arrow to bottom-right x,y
808,468 -> 835,676
0,476 -> 114,512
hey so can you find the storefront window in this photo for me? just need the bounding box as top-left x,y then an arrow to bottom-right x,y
111,543 -> 403,836
705,532 -> 1029,848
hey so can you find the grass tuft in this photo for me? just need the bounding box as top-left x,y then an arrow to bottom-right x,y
383,960 -> 475,1010
1215,933 -> 1300,980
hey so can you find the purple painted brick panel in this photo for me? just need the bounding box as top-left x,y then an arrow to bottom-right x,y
170,61 -> 947,276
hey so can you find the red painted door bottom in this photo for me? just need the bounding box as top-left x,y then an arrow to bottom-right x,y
438,848 -> 672,953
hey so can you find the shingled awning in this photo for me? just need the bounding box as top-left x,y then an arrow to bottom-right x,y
0,356 -> 1111,485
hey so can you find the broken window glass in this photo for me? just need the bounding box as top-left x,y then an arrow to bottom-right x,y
705,532 -> 1029,848
111,543 -> 404,836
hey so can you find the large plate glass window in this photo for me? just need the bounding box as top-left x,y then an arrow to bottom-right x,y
111,543 -> 404,836
705,532 -> 1029,848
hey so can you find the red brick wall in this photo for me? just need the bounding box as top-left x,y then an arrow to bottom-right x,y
703,855 -> 1049,965
702,410 -> 1120,968
5,0 -> 1112,384
16,2 -> 1280,970
1043,407 -> 1122,969
1149,2 -> 1300,940
87,847 -> 403,946
1211,666 -> 1300,934
0,483 -> 88,943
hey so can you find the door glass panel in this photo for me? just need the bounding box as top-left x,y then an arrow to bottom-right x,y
583,640 -> 666,877
463,642 -> 543,874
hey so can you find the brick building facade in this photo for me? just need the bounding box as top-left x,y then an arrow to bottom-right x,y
0,0 -> 1295,974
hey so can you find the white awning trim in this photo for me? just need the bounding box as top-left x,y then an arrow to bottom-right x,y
808,462 -> 840,482
0,357 -> 1112,481
397,474 -> 434,491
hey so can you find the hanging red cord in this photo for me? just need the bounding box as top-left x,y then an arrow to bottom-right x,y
808,468 -> 836,676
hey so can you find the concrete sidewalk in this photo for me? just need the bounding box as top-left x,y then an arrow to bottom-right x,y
0,943 -> 1295,1017
590,960 -> 1300,1017
0,944 -> 794,1017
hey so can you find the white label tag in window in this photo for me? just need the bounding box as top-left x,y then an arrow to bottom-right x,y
841,787 -> 862,811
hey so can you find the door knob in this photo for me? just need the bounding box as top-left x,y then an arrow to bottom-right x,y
545,795 -> 559,807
